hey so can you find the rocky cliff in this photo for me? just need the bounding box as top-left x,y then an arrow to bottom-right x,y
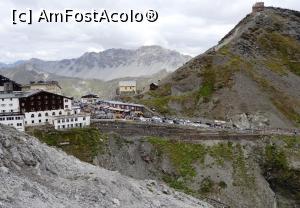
140,7 -> 300,128
0,124 -> 213,208
29,126 -> 300,208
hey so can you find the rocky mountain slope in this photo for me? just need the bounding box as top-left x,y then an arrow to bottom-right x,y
140,7 -> 300,128
0,124 -> 213,208
29,126 -> 300,208
2,46 -> 191,80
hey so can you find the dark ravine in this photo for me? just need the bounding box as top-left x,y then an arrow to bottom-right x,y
29,127 -> 300,208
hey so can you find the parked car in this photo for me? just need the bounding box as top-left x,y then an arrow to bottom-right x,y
151,116 -> 163,123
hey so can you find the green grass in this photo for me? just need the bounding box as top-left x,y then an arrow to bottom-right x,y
232,144 -> 255,187
28,127 -> 108,163
199,177 -> 214,194
148,137 -> 207,178
208,142 -> 234,165
262,138 -> 300,203
258,32 -> 300,76
280,136 -> 300,148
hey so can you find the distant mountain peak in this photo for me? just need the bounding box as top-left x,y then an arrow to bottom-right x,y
2,45 -> 192,81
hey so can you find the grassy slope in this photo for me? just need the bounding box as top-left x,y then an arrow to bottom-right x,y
138,12 -> 300,126
28,128 -> 108,163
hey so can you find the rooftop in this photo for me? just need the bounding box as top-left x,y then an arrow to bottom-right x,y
81,94 -> 99,98
99,100 -> 144,107
119,81 -> 136,86
0,90 -> 71,99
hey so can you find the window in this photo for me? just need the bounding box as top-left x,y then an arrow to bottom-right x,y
38,113 -> 42,117
65,105 -> 68,108
31,120 -> 34,124
31,114 -> 34,118
39,120 -> 41,123
66,119 -> 69,122
59,111 -> 62,115
52,112 -> 56,116
45,113 -> 49,116
75,118 -> 78,121
45,119 -> 48,122
83,117 -> 86,121
58,120 -> 61,123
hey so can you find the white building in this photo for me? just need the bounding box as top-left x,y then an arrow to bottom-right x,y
81,94 -> 99,104
0,113 -> 25,131
0,94 -> 20,113
0,90 -> 90,131
51,114 -> 91,130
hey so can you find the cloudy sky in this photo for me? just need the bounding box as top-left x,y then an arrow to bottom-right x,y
0,0 -> 299,63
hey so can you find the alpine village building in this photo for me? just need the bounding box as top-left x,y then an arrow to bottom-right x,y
0,75 -> 90,131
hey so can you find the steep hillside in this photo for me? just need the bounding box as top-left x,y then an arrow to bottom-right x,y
0,124 -> 213,208
29,126 -> 300,208
140,7 -> 300,128
2,46 -> 191,80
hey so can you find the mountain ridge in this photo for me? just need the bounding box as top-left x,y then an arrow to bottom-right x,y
1,45 -> 191,81
139,7 -> 300,128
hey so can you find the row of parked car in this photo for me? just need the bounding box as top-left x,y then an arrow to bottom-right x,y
135,116 -> 226,129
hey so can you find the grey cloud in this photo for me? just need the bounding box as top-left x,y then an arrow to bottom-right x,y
0,0 -> 299,63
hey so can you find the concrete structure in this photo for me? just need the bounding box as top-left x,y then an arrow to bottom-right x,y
51,114 -> 90,130
0,90 -> 90,131
252,2 -> 264,13
0,94 -> 20,114
22,81 -> 63,95
99,100 -> 144,112
0,113 -> 25,131
0,75 -> 22,92
118,81 -> 137,95
81,94 -> 99,104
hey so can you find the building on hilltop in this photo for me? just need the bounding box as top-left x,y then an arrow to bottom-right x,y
22,81 -> 62,95
0,90 -> 90,131
117,81 -> 137,95
0,75 -> 22,92
150,83 -> 159,91
81,94 -> 99,104
252,2 -> 264,13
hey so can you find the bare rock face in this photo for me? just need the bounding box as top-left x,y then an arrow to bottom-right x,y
0,124 -> 213,208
